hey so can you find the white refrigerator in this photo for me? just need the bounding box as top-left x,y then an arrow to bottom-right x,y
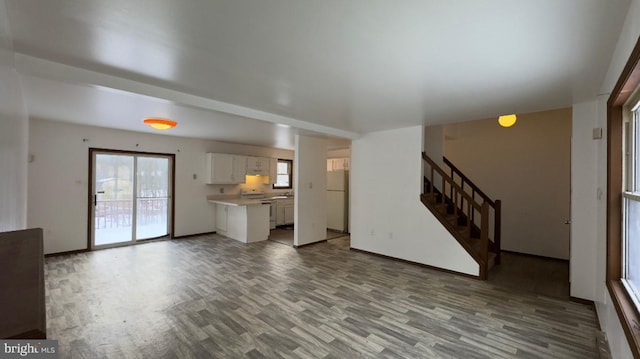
327,170 -> 349,232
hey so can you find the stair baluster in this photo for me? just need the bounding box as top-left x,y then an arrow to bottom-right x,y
420,152 -> 502,280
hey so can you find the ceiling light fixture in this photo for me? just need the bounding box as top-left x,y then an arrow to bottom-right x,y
144,118 -> 177,130
498,114 -> 517,128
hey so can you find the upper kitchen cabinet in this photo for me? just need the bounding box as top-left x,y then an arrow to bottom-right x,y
327,158 -> 350,172
262,158 -> 278,185
269,158 -> 277,179
246,156 -> 270,176
206,153 -> 247,184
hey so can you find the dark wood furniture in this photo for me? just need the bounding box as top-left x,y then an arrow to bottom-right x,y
0,228 -> 46,339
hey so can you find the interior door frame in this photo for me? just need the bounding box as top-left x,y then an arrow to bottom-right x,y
87,148 -> 176,250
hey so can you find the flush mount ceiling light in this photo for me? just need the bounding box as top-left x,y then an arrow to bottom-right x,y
143,118 -> 177,130
498,114 -> 517,128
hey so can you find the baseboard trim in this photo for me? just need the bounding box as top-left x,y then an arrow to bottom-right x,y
293,240 -> 327,249
349,247 -> 480,280
45,248 -> 89,258
569,296 -> 596,307
173,231 -> 217,239
46,234 -> 186,257
501,250 -> 569,263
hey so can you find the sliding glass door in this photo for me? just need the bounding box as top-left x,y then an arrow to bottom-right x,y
135,156 -> 170,240
91,150 -> 172,249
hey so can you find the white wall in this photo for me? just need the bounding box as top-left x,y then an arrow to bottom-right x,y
294,135 -> 328,246
587,0 -> 640,357
571,100 -> 599,300
584,0 -> 640,359
28,119 -> 292,254
424,125 -> 444,168
443,109 -> 572,260
424,125 -> 445,193
350,126 -> 479,276
0,9 -> 28,232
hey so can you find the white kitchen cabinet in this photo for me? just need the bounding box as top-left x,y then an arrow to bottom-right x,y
261,158 -> 278,184
232,155 -> 247,182
276,206 -> 285,225
327,158 -> 350,172
212,201 -> 269,243
206,153 -> 247,184
284,204 -> 294,224
275,198 -> 294,225
215,204 -> 228,232
246,156 -> 269,176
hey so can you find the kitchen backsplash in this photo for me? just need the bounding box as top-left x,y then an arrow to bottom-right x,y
208,175 -> 292,197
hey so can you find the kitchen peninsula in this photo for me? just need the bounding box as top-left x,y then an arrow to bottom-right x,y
208,198 -> 270,243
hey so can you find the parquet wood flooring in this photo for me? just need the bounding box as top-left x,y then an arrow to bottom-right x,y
45,235 -> 599,358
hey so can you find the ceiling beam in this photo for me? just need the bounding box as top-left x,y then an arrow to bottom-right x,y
14,54 -> 361,140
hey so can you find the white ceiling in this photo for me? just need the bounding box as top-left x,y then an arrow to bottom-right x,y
4,0 -> 631,149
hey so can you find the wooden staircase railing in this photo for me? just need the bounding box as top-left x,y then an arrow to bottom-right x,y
421,152 -> 501,280
443,156 -> 502,265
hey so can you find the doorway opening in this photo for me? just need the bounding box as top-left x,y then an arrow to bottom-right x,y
88,148 -> 175,249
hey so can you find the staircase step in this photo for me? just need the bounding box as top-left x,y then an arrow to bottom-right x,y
422,193 -> 439,200
421,153 -> 501,282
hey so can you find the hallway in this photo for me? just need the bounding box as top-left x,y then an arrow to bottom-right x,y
488,252 -> 570,300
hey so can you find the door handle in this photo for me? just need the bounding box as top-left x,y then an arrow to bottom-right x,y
94,191 -> 105,206
564,220 -> 571,224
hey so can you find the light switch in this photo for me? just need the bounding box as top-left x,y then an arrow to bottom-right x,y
593,128 -> 603,140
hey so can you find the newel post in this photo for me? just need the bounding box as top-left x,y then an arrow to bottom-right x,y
481,202 -> 489,259
479,202 -> 490,280
494,200 -> 502,265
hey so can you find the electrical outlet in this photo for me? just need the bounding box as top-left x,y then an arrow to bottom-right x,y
193,173 -> 197,180
219,188 -> 224,194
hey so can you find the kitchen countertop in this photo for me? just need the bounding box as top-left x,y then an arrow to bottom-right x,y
207,198 -> 270,206
267,196 -> 294,200
207,194 -> 294,206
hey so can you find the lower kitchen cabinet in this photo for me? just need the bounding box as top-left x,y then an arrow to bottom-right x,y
276,206 -> 285,226
284,205 -> 294,224
213,202 -> 269,243
215,204 -> 228,232
275,198 -> 294,226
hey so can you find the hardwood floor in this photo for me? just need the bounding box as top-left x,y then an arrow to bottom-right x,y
488,252 -> 570,299
268,229 -> 348,247
45,235 -> 599,358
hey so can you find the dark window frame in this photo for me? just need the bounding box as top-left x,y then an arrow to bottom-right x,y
607,35 -> 640,358
272,159 -> 293,189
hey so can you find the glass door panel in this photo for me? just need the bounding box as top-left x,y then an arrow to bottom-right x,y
94,154 -> 135,246
136,156 -> 170,240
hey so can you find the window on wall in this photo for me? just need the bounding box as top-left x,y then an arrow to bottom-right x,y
608,36 -> 640,357
623,99 -> 640,308
273,159 -> 292,189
